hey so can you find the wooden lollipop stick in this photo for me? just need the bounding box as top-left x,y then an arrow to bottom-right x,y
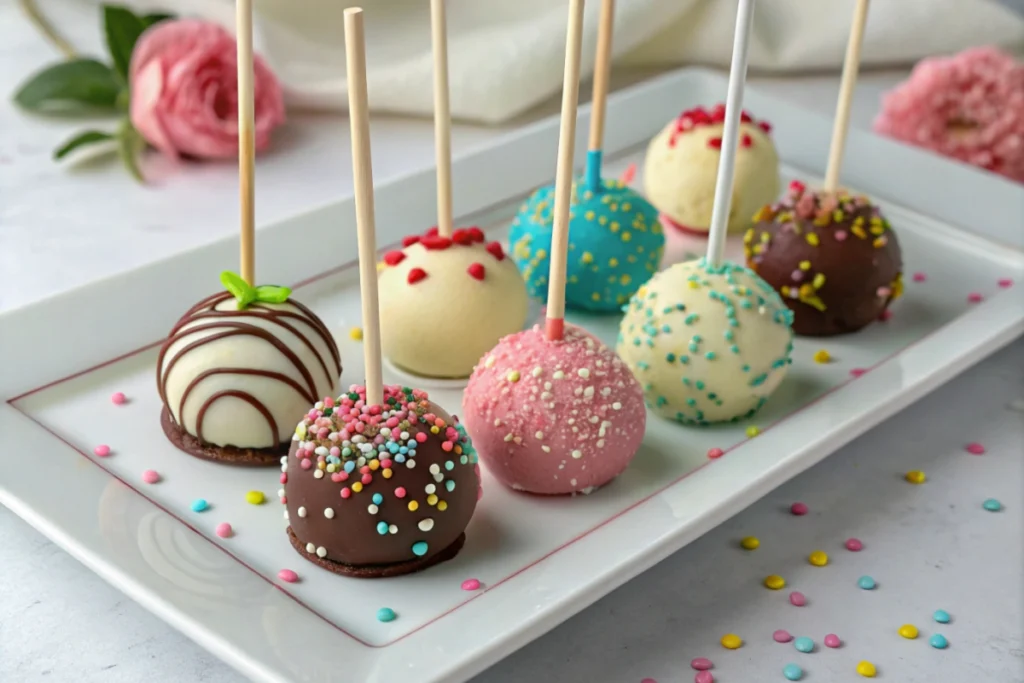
824,0 -> 869,192
585,0 -> 614,191
344,7 -> 383,406
705,0 -> 756,267
236,0 -> 256,285
431,0 -> 454,238
545,0 -> 585,342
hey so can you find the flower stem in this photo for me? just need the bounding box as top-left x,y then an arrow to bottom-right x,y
19,0 -> 77,59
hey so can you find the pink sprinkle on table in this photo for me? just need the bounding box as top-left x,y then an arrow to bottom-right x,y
141,469 -> 160,484
789,591 -> 807,606
694,672 -> 714,683
93,444 -> 111,457
912,272 -> 927,282
461,578 -> 481,591
215,523 -> 233,538
850,368 -> 867,378
110,392 -> 126,405
879,309 -> 893,321
965,442 -> 986,455
641,679 -> 658,683
690,657 -> 713,671
967,292 -> 983,303
998,278 -> 1013,288
845,538 -> 864,551
277,569 -> 299,583
790,502 -> 808,516
824,633 -> 842,648
706,447 -> 724,459
773,629 -> 794,643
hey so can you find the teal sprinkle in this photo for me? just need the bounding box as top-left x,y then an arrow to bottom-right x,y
446,480 -> 456,492
633,338 -> 641,346
772,358 -> 787,369
376,521 -> 388,535
695,381 -> 705,390
684,313 -> 699,325
933,609 -> 951,624
661,324 -> 672,333
444,460 -> 455,471
750,373 -> 768,387
376,607 -> 397,623
929,634 -> 949,649
705,351 -> 716,360
643,323 -> 658,336
679,355 -> 689,364
689,342 -> 698,352
190,499 -> 208,513
724,330 -> 734,341
686,398 -> 697,406
656,396 -> 667,407
742,364 -> 751,373
675,303 -> 686,310
794,637 -> 814,653
460,455 -> 469,465
983,498 -> 1002,511
372,493 -> 383,505
666,353 -> 676,363
730,345 -> 740,354
693,335 -> 703,342
645,339 -> 655,348
740,299 -> 752,309
783,664 -> 803,681
707,393 -> 717,400
412,541 -> 429,557
662,306 -> 674,314
857,575 -> 877,590
637,361 -> 650,370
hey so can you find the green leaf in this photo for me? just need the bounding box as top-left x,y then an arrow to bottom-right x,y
220,271 -> 258,307
255,285 -> 292,304
53,130 -> 114,160
115,118 -> 145,182
13,59 -> 121,113
103,5 -> 146,81
140,12 -> 175,29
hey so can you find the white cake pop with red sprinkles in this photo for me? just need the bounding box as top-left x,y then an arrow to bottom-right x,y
378,227 -> 528,379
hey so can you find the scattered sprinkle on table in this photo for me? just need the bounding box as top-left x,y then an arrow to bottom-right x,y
845,537 -> 864,551
740,536 -> 760,550
808,550 -> 828,566
905,469 -> 926,484
141,469 -> 160,484
764,574 -> 786,590
965,442 -> 986,455
783,663 -> 803,681
933,609 -> 951,624
789,591 -> 806,607
773,630 -> 794,643
349,326 -> 363,341
983,498 -> 1002,511
190,499 -> 209,513
967,292 -> 983,303
707,447 -> 724,459
745,425 -> 760,438
461,578 -> 481,591
694,672 -> 713,683
824,634 -> 841,648
110,391 -> 126,405
720,633 -> 742,649
998,277 -> 1013,288
93,444 -> 111,457
690,657 -> 713,671
898,624 -> 919,639
215,522 -> 232,538
277,569 -> 298,583
793,637 -> 814,653
641,679 -> 658,683
790,501 -> 808,516
856,660 -> 877,678
376,607 -> 397,623
850,368 -> 867,377
245,490 -> 265,505
813,349 -> 831,363
912,272 -> 927,282
930,633 -> 949,649
858,575 -> 877,590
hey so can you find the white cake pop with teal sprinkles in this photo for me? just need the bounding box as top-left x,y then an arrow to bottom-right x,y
617,258 -> 793,424
509,170 -> 664,312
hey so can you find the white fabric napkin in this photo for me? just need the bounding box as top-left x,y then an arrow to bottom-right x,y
128,0 -> 1024,123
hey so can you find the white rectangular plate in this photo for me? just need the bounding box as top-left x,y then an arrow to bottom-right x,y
2,68 -> 1023,683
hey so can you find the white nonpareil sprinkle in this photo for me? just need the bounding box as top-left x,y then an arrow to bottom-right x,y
433,473 -> 444,482
316,546 -> 327,558
313,469 -> 324,479
484,355 -> 496,368
577,368 -> 590,379
280,456 -> 288,465
531,366 -> 543,377
297,506 -> 307,518
426,484 -> 436,494
429,464 -> 440,474
418,518 -> 435,531
324,508 -> 335,519
368,504 -> 379,514
601,387 -> 611,397
612,402 -> 622,410
583,386 -> 595,398
407,459 -> 417,469
389,525 -> 398,534
571,450 -> 583,459
553,371 -> 565,380
305,542 -> 316,553
504,433 -> 514,442
535,431 -> 544,440
277,488 -> 285,498
493,418 -> 503,427
283,510 -> 289,520
542,445 -> 551,453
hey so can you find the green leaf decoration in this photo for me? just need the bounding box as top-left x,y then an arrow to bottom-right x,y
115,118 -> 144,182
53,130 -> 115,160
140,12 -> 176,29
103,5 -> 147,82
220,271 -> 258,308
13,59 -> 121,113
255,285 -> 292,304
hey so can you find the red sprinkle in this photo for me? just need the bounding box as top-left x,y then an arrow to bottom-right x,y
486,241 -> 506,261
790,502 -> 808,516
708,137 -> 723,150
93,444 -> 111,457
965,442 -> 986,455
383,250 -> 406,266
407,268 -> 427,284
740,134 -> 753,148
912,272 -> 927,282
401,235 -> 420,247
461,578 -> 482,591
878,309 -> 893,321
968,292 -> 983,303
277,569 -> 299,583
467,263 -> 486,280
998,278 -> 1014,288
845,537 -> 864,551
420,235 -> 452,250
789,179 -> 806,194
110,392 -> 126,405
758,120 -> 772,133
707,447 -> 724,459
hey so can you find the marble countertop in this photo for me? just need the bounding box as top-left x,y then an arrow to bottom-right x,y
3,4 -> 1022,681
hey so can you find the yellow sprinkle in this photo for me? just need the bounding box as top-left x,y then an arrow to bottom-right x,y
317,460 -> 326,470
408,500 -> 419,511
852,225 -> 868,239
799,260 -> 811,271
763,574 -> 786,590
245,490 -> 265,505
609,257 -> 619,267
813,349 -> 831,364
349,327 -> 363,341
536,248 -> 547,259
905,470 -> 926,484
753,206 -> 773,222
585,210 -> 596,221
856,661 -> 877,678
597,215 -> 608,225
809,550 -> 829,566
688,280 -> 700,289
806,233 -> 820,246
622,202 -> 632,211
382,468 -> 393,479
898,624 -> 919,639
430,425 -> 440,434
591,292 -> 601,301
746,425 -> 760,438
743,228 -> 755,244
760,231 -> 771,243
507,370 -> 521,383
621,232 -> 632,242
620,274 -> 632,285
427,494 -> 439,506
740,536 -> 760,550
872,237 -> 888,248
581,251 -> 594,264
720,633 -> 743,650
368,459 -> 380,471
610,203 -> 618,211
833,209 -> 844,223
870,224 -> 885,236
437,500 -> 448,511
610,221 -> 620,233
351,482 -> 363,493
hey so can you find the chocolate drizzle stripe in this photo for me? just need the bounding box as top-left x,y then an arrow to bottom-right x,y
195,389 -> 278,445
255,299 -> 341,373
177,368 -> 315,426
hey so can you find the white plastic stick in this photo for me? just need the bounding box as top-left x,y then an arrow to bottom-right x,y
431,0 -> 453,237
705,0 -> 756,267
824,0 -> 870,192
236,0 -> 255,285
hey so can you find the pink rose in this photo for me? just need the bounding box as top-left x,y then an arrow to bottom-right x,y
129,19 -> 285,159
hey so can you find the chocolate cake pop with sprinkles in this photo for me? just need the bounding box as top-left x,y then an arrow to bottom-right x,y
746,180 -> 903,336
282,384 -> 480,576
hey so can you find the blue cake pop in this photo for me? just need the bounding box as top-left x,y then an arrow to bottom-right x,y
509,156 -> 664,313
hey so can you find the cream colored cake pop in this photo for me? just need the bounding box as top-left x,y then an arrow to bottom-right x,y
378,227 -> 528,378
643,105 -> 780,235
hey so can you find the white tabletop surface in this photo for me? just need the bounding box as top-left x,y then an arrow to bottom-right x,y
3,5 -> 1023,681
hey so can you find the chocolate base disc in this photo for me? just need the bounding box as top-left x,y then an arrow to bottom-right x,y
286,526 -> 466,578
161,407 -> 284,467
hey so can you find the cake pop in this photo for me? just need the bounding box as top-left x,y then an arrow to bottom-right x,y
644,104 -> 780,236
377,0 -> 527,378
509,0 -> 664,314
